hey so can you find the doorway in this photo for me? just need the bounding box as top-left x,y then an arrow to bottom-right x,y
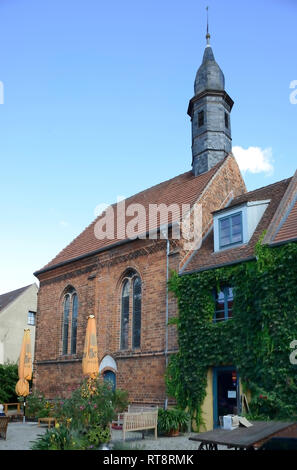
103,370 -> 116,392
213,367 -> 239,428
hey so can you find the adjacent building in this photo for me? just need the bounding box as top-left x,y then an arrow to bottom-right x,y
0,283 -> 38,364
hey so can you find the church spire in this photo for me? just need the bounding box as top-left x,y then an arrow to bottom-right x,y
188,19 -> 234,176
206,6 -> 210,46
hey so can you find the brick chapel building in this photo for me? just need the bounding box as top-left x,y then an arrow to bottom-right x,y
33,32 -> 247,405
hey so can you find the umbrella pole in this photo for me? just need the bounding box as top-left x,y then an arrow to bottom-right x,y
23,398 -> 26,423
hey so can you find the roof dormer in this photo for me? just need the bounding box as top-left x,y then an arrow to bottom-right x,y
213,200 -> 270,252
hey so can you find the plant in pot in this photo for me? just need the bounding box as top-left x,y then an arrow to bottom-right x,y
111,389 -> 129,430
157,408 -> 189,437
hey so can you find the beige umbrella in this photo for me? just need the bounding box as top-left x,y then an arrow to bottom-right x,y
15,329 -> 32,422
82,315 -> 99,378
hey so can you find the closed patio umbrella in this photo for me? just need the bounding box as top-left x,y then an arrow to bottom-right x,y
82,315 -> 99,378
15,329 -> 32,422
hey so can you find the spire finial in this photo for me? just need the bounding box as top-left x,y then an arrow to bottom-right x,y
206,6 -> 210,46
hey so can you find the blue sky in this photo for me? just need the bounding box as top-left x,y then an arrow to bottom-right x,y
0,0 -> 296,294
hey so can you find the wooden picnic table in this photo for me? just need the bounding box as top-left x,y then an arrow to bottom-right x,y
189,421 -> 297,450
3,403 -> 23,421
38,417 -> 57,428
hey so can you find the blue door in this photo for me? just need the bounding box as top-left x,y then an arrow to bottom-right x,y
103,370 -> 116,391
213,367 -> 239,428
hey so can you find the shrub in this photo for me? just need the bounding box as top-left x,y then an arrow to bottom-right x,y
0,363 -> 18,403
112,389 -> 129,413
53,376 -> 116,429
25,390 -> 47,418
158,408 -> 189,435
30,423 -> 80,450
31,375 -> 126,450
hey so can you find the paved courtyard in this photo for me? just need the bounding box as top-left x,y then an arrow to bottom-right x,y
0,422 -> 204,450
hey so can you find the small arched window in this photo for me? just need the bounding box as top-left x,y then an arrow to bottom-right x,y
62,287 -> 79,355
120,270 -> 142,350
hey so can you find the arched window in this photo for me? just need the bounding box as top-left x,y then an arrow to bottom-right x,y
120,280 -> 130,350
62,287 -> 78,355
132,276 -> 142,349
62,294 -> 70,355
120,270 -> 142,350
71,293 -> 78,354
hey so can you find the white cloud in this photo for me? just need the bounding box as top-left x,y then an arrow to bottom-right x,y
232,146 -> 274,176
59,220 -> 69,227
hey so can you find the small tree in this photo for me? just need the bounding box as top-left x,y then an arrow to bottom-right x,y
0,362 -> 18,403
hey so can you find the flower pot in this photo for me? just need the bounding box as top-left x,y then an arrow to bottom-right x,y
166,428 -> 179,437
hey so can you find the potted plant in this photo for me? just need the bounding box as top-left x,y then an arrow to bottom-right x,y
157,408 -> 189,437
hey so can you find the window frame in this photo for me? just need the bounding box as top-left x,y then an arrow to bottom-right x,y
27,310 -> 36,326
120,279 -> 130,350
213,286 -> 234,323
218,211 -> 243,249
120,271 -> 142,351
61,287 -> 78,356
132,276 -> 142,350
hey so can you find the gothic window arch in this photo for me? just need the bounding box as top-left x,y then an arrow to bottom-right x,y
120,270 -> 142,350
62,286 -> 79,355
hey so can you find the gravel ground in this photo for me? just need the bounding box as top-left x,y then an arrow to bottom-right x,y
0,422 -> 47,450
0,422 -> 222,450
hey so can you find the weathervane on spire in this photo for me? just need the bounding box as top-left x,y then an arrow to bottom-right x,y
206,6 -> 210,46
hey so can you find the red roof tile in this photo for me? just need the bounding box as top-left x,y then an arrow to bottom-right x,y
273,198 -> 297,243
35,159 -> 225,274
263,170 -> 297,246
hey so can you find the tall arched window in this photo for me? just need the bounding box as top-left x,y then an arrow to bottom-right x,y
132,276 -> 142,349
120,280 -> 130,350
71,293 -> 78,354
62,294 -> 70,355
62,287 -> 78,355
120,270 -> 142,350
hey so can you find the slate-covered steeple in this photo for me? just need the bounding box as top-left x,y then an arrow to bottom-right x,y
188,22 -> 233,176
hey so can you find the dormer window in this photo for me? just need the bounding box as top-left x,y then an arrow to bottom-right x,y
213,200 -> 270,253
219,212 -> 243,248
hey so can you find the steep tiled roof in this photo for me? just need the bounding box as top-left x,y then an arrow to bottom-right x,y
263,170 -> 297,246
35,159 -> 226,275
273,198 -> 297,243
0,285 -> 32,312
182,178 -> 292,274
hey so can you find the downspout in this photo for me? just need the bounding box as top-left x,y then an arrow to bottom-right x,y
164,236 -> 170,410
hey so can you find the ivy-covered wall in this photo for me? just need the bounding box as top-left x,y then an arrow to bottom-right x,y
166,241 -> 297,427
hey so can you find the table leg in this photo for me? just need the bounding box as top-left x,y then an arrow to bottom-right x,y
198,442 -> 218,450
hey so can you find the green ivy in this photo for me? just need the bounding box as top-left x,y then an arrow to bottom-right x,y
166,241 -> 297,427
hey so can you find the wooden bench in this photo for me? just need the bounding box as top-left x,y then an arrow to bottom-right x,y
3,403 -> 23,421
122,408 -> 158,441
0,417 -> 10,440
38,417 -> 57,428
